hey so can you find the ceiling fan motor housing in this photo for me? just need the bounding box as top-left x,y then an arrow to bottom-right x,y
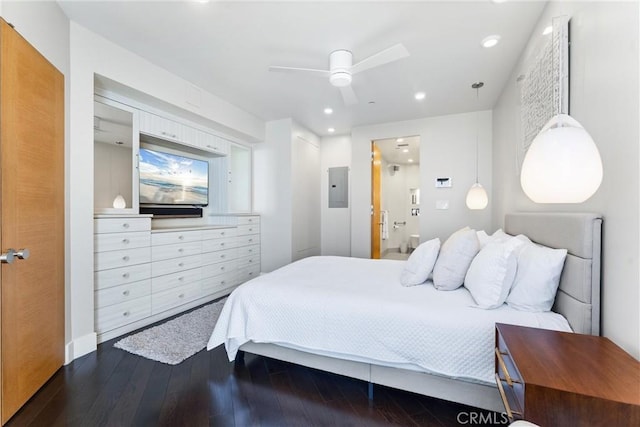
329,50 -> 353,87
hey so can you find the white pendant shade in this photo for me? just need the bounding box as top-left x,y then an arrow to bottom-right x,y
112,194 -> 126,209
466,183 -> 489,210
521,114 -> 603,203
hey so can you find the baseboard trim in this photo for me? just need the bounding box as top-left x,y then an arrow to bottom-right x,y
65,332 -> 97,365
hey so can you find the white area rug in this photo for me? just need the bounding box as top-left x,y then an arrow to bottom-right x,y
114,299 -> 226,365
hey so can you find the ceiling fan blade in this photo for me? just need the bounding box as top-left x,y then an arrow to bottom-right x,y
340,85 -> 358,106
268,65 -> 330,77
351,43 -> 410,75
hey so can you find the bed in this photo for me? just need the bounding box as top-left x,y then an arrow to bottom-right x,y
207,213 -> 602,412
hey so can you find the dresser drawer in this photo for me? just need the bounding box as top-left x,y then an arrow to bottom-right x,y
95,295 -> 151,332
495,332 -> 525,419
201,247 -> 236,265
95,231 -> 150,253
152,241 -> 201,262
237,224 -> 260,236
152,282 -> 202,314
237,216 -> 259,226
95,263 -> 152,290
237,264 -> 260,283
202,260 -> 237,280
237,254 -> 260,269
236,234 -> 259,247
95,217 -> 151,234
152,254 -> 202,277
202,237 -> 237,253
152,267 -> 202,293
202,272 -> 236,295
201,227 -> 236,240
237,244 -> 260,258
95,247 -> 151,271
151,230 -> 201,246
95,279 -> 151,308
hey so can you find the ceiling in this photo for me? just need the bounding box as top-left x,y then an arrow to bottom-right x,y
375,136 -> 420,166
58,1 -> 547,138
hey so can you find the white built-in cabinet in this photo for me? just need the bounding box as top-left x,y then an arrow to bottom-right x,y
94,214 -> 260,343
92,93 -> 257,342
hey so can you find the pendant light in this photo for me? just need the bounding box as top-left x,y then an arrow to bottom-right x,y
520,17 -> 602,203
111,140 -> 127,209
466,82 -> 489,210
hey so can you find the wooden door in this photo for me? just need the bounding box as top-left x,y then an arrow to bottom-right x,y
370,143 -> 381,259
0,19 -> 64,424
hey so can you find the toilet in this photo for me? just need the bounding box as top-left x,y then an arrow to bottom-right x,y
410,234 -> 420,249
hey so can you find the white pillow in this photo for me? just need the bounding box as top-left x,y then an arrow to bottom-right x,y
464,238 -> 524,309
400,238 -> 441,286
433,227 -> 480,291
477,229 -> 512,249
506,242 -> 568,312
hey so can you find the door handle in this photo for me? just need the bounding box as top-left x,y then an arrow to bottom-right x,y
1,249 -> 16,264
15,248 -> 30,260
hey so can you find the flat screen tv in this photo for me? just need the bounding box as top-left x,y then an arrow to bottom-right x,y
139,147 -> 209,206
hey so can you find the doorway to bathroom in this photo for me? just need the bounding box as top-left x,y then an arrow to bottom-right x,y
370,136 -> 420,260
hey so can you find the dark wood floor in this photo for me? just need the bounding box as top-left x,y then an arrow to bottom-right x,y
8,318 -> 507,426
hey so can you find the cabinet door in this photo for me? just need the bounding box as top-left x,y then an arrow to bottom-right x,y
139,110 -> 183,142
94,96 -> 140,214
228,143 -> 252,212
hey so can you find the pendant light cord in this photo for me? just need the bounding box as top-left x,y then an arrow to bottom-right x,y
475,86 -> 479,183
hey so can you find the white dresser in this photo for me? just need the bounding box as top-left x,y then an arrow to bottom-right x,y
94,214 -> 261,342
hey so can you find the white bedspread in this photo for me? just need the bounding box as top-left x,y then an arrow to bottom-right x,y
207,256 -> 571,385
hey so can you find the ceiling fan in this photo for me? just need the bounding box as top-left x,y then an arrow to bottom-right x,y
268,43 -> 410,106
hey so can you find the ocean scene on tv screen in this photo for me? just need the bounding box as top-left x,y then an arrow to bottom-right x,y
139,148 -> 208,205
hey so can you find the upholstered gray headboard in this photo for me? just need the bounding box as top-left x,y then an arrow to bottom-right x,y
505,213 -> 602,336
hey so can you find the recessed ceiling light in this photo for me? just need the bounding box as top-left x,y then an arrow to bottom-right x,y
328,127 -> 335,133
491,0 -> 507,3
414,92 -> 426,101
481,35 -> 501,48
396,138 -> 404,143
324,107 -> 333,115
408,159 -> 414,163
402,149 -> 409,153
542,25 -> 552,36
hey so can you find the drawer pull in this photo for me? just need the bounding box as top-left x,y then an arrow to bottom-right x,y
161,131 -> 177,139
122,223 -> 130,229
178,235 -> 184,240
495,348 -> 520,386
221,280 -> 226,285
122,272 -> 130,279
178,262 -> 184,267
178,293 -> 185,298
122,256 -> 130,262
220,266 -> 225,271
122,238 -> 130,244
122,290 -> 130,296
220,254 -> 226,259
248,238 -> 253,243
248,249 -> 253,253
248,259 -> 253,263
178,276 -> 184,281
123,311 -> 130,317
495,373 -> 521,421
220,243 -> 225,247
178,248 -> 184,253
221,232 -> 225,236
248,218 -> 253,222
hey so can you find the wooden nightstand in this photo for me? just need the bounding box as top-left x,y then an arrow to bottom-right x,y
495,323 -> 640,426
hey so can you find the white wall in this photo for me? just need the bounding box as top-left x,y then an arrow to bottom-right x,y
351,111 -> 493,258
492,1 -> 639,358
320,135 -> 351,256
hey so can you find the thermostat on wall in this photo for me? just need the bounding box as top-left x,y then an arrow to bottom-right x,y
435,177 -> 452,188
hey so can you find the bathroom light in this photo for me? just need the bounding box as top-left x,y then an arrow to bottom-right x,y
408,158 -> 414,163
542,25 -> 552,36
466,82 -> 489,210
324,107 -> 333,115
414,91 -> 426,101
402,149 -> 409,153
481,35 -> 501,48
327,127 -> 335,133
396,138 -> 404,143
520,114 -> 603,203
113,194 -> 126,209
